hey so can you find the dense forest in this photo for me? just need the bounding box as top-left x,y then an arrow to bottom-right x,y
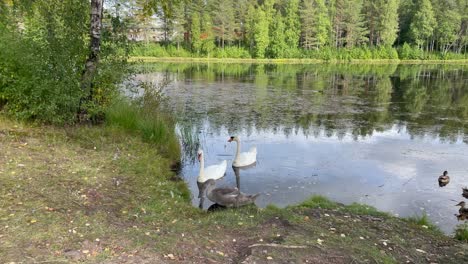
127,0 -> 468,59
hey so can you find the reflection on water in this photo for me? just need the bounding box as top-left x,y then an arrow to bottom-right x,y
136,62 -> 468,233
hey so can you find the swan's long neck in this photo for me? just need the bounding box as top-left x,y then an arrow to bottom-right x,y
234,140 -> 241,161
199,154 -> 204,180
205,182 -> 215,195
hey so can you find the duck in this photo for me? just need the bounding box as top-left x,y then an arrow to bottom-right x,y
456,201 -> 468,221
228,136 -> 257,167
462,187 -> 468,199
438,171 -> 450,187
196,149 -> 227,198
201,179 -> 260,207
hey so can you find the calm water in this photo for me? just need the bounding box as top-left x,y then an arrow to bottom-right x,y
137,63 -> 468,234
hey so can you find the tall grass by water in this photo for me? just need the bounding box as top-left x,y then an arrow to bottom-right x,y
105,98 -> 180,161
455,223 -> 468,242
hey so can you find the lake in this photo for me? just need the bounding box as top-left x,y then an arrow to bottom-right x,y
137,62 -> 468,234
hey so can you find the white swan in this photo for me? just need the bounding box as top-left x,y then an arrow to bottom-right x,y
197,149 -> 227,184
228,136 -> 257,167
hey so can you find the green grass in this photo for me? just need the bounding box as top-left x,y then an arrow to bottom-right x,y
105,98 -> 180,161
454,223 -> 468,242
296,195 -> 340,209
404,213 -> 442,233
344,203 -> 391,217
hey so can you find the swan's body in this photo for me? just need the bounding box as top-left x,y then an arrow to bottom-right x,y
228,136 -> 257,167
438,171 -> 450,187
196,150 -> 226,195
202,179 -> 259,207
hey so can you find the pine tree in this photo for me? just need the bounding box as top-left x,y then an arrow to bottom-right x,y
300,0 -> 330,49
212,0 -> 235,48
170,2 -> 186,50
284,0 -> 301,54
432,0 -> 462,53
300,0 -> 315,49
378,0 -> 399,46
191,11 -> 202,54
269,10 -> 287,57
201,12 -> 215,56
409,0 -> 436,49
343,0 -> 368,48
253,8 -> 269,58
245,3 -> 257,54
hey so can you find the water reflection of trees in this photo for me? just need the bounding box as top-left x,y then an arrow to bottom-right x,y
138,63 -> 468,144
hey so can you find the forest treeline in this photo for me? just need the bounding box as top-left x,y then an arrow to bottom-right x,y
129,0 -> 468,60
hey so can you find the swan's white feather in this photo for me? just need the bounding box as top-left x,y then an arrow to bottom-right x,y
198,160 -> 227,183
233,147 -> 257,167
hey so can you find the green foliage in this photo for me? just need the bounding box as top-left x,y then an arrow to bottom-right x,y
398,43 -> 423,59
191,11 -> 202,54
409,0 -> 436,48
213,46 -> 251,58
201,13 -> 216,57
253,8 -> 269,58
301,0 -> 331,49
298,195 -> 339,209
454,223 -> 468,242
268,11 -> 287,58
105,91 -> 180,161
378,0 -> 400,46
283,0 -> 301,53
0,0 -> 88,123
0,0 -> 129,124
126,0 -> 466,59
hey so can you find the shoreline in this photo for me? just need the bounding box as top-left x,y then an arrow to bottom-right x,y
130,56 -> 468,65
1,116 -> 466,262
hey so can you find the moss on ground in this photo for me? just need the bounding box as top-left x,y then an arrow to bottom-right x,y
1,117 -> 467,263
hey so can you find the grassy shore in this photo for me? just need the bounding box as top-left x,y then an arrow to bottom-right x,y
1,116 -> 467,263
130,56 -> 468,65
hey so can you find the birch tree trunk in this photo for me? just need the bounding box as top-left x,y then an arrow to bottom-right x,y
80,0 -> 104,115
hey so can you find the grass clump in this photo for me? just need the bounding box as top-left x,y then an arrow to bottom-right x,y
105,98 -> 180,161
405,213 -> 441,233
344,203 -> 390,217
297,195 -> 339,209
454,223 -> 468,242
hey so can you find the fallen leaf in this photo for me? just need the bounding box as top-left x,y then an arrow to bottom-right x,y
167,253 -> 175,260
416,249 -> 426,254
217,251 -> 224,256
82,250 -> 89,254
30,219 -> 37,224
317,238 -> 324,245
340,234 -> 346,238
267,256 -> 273,260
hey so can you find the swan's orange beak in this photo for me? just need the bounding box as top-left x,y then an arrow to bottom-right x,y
228,136 -> 234,142
197,153 -> 202,161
